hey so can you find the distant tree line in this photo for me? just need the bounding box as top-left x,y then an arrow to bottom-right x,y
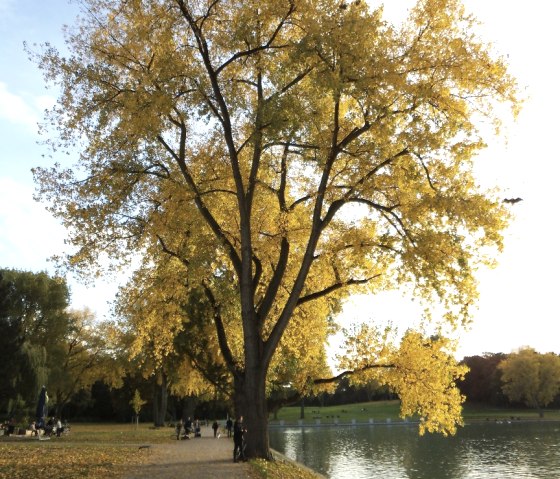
461,350 -> 560,416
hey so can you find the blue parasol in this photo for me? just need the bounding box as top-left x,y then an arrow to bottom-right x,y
35,386 -> 48,428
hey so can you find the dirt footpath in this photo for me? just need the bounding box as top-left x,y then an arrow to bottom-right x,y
124,427 -> 252,479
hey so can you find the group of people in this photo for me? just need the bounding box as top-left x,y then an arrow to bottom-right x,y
2,416 -> 67,437
211,417 -> 233,438
1,417 -> 16,435
175,417 -> 202,439
174,415 -> 247,462
32,417 -> 66,437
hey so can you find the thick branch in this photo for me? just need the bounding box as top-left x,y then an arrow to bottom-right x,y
278,142 -> 290,211
156,235 -> 190,269
297,275 -> 380,306
347,148 -> 409,198
347,198 -> 414,243
246,71 -> 264,214
253,254 -> 263,293
289,195 -> 313,210
202,282 -> 240,377
412,151 -> 437,191
156,133 -> 242,275
176,0 -> 242,186
262,97 -> 342,367
266,66 -> 314,102
320,148 -> 409,231
313,363 -> 396,385
214,2 -> 295,75
256,237 -> 289,329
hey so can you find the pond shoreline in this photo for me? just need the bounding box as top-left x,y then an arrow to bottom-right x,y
269,417 -> 560,428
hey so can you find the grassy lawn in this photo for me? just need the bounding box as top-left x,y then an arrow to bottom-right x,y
270,400 -> 402,425
53,422 -> 177,444
0,423 -> 171,479
270,400 -> 560,425
462,403 -> 560,421
251,457 -> 323,479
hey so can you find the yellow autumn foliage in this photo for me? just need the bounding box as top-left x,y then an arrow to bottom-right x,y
32,0 -> 519,449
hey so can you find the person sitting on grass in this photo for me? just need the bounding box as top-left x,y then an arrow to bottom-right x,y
7,417 -> 16,435
55,418 -> 63,437
45,417 -> 55,437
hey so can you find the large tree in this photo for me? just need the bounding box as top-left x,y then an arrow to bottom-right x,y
0,269 -> 111,418
0,271 -> 24,412
499,348 -> 560,417
33,0 -> 518,458
0,268 -> 71,414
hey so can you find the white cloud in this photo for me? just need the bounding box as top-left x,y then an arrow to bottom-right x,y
0,177 -> 66,271
0,82 -> 55,132
0,177 -> 121,320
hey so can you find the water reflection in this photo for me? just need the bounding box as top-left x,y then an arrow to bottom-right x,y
269,422 -> 560,479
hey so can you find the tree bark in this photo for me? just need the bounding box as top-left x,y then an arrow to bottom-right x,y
234,370 -> 272,460
153,373 -> 168,427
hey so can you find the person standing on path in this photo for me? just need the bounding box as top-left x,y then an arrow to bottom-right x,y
212,420 -> 219,437
226,417 -> 233,437
175,418 -> 183,440
233,415 -> 246,462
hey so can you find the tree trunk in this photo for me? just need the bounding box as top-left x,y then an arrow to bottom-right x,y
234,370 -> 271,460
152,384 -> 160,426
159,379 -> 168,425
181,395 -> 197,421
153,373 -> 168,427
300,397 -> 305,420
53,391 -> 63,419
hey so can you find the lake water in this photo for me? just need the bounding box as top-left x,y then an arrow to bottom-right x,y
269,421 -> 560,478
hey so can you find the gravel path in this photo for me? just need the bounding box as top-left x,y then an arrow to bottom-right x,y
124,427 -> 252,479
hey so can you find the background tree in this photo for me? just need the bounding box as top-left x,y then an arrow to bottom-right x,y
459,353 -> 507,406
48,309 -> 114,417
498,348 -> 560,417
0,268 -> 70,415
111,283 -> 220,426
33,0 -> 519,458
0,271 -> 25,413
0,269 -> 114,419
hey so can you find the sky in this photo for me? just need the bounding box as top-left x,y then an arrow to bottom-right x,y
0,0 -> 558,359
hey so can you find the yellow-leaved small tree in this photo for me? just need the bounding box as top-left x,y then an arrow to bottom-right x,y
130,389 -> 147,427
499,348 -> 560,418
